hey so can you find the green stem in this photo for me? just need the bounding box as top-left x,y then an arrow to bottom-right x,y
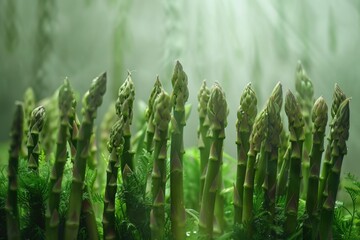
65,73 -> 107,239
319,99 -> 349,239
303,97 -> 328,239
198,130 -> 223,239
276,146 -> 291,197
284,90 -> 305,237
170,109 -> 186,240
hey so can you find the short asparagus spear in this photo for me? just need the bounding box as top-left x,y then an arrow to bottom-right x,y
65,72 -> 107,239
115,73 -> 135,174
242,108 -> 267,237
146,76 -> 162,153
6,102 -> 24,240
103,119 -> 124,240
198,83 -> 228,239
27,105 -> 46,173
68,100 -> 80,163
22,87 -> 36,157
318,84 -> 346,207
284,90 -> 305,236
303,97 -> 328,239
46,79 -> 75,240
294,62 -> 314,198
150,90 -> 172,240
198,80 -> 211,206
170,61 -> 189,240
234,83 -> 257,225
263,83 -> 283,221
318,98 -> 350,239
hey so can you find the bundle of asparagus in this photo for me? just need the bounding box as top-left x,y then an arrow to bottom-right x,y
0,61 -> 353,240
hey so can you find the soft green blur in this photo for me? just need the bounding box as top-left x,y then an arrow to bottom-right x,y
0,0 -> 359,176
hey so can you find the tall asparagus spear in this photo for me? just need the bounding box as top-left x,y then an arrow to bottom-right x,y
263,83 -> 283,222
116,73 -> 135,173
234,83 -> 257,225
150,90 -> 172,240
27,105 -> 46,235
46,79 -> 75,240
103,119 -> 124,240
284,90 -> 305,236
294,62 -> 314,198
319,98 -> 350,239
146,76 -> 162,153
242,108 -> 267,238
318,84 -> 346,207
6,102 -> 24,240
68,100 -> 80,163
27,105 -> 46,172
65,73 -> 107,239
198,80 -> 211,206
170,61 -> 189,240
303,97 -> 328,239
198,83 -> 228,239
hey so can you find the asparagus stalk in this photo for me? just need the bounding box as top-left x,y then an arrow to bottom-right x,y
318,84 -> 346,207
68,101 -> 80,163
198,83 -> 228,239
263,83 -> 283,221
27,105 -> 46,172
40,93 -> 59,161
234,83 -> 257,225
46,79 -> 75,240
22,87 -> 36,158
284,90 -> 305,236
103,119 -> 124,240
303,97 -> 328,239
319,98 -> 350,239
146,76 -> 162,153
170,61 -> 189,240
6,102 -> 24,240
242,108 -> 267,237
26,105 -> 46,235
65,72 -> 107,239
116,73 -> 135,174
198,80 -> 211,206
150,90 -> 171,240
294,62 -> 314,198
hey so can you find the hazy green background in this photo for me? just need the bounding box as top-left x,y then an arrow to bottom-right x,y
0,0 -> 359,175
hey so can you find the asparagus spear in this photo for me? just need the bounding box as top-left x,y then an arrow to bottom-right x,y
116,73 -> 135,174
234,83 -> 257,225
46,79 -> 75,240
263,83 -> 283,222
103,119 -> 124,240
170,61 -> 189,240
198,80 -> 211,206
65,72 -> 107,239
146,76 -> 162,153
294,62 -> 314,198
303,97 -> 328,239
27,105 -> 46,173
6,102 -> 24,240
318,98 -> 350,239
22,87 -> 36,157
198,83 -> 228,239
150,90 -> 171,240
318,84 -> 346,207
284,90 -> 305,236
242,108 -> 267,237
68,100 -> 80,163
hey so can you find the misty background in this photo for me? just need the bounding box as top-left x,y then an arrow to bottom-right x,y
0,0 -> 359,176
